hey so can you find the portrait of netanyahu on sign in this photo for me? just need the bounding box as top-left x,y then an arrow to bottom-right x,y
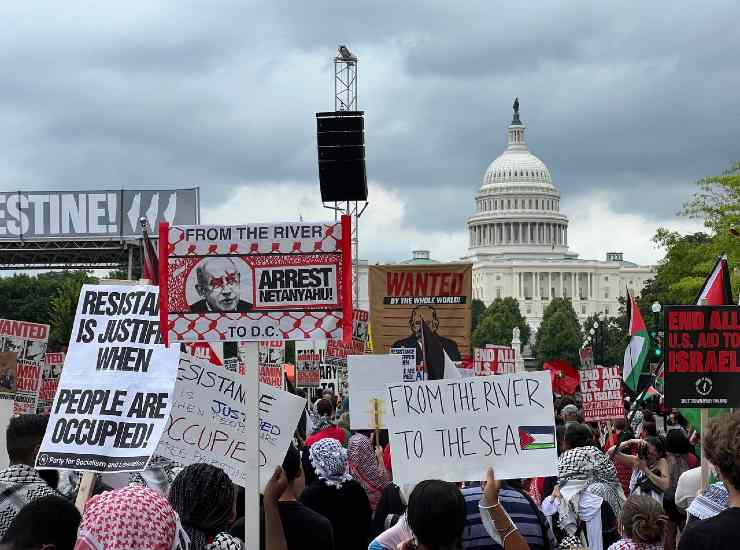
189,257 -> 253,313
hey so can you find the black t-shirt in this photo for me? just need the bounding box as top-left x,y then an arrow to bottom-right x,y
300,479 -> 372,550
679,507 -> 740,550
259,500 -> 334,550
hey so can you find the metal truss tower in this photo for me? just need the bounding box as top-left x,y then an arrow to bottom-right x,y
329,45 -> 367,306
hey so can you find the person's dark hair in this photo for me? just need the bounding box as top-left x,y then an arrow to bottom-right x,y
564,422 -> 594,449
703,410 -> 740,491
316,398 -> 333,417
282,444 -> 301,482
620,495 -> 667,544
645,436 -> 666,459
665,429 -> 693,456
228,517 -> 245,543
642,410 -> 655,422
556,425 -> 567,456
406,480 -> 466,550
0,495 -> 81,550
6,414 -> 48,464
614,418 -> 627,431
168,464 -> 236,548
554,415 -> 564,427
641,421 -> 657,437
37,468 -> 59,490
673,412 -> 688,430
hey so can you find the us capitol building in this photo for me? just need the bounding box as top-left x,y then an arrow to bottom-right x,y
462,100 -> 654,331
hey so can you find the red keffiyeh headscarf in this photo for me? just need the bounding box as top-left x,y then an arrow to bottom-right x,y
347,434 -> 390,511
74,485 -> 189,550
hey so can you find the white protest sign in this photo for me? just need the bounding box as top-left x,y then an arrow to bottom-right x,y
156,354 -> 304,491
386,371 -> 557,484
36,284 -> 180,473
348,354 -> 405,430
391,347 -> 417,382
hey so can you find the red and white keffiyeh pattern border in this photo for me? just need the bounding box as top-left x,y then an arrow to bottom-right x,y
159,217 -> 353,344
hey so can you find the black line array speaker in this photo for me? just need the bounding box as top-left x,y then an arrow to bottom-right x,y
316,111 -> 367,202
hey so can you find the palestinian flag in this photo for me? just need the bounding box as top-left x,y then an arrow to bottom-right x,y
623,289 -> 650,392
518,426 -> 556,451
694,255 -> 734,306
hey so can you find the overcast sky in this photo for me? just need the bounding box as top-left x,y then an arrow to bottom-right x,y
2,1 -> 736,264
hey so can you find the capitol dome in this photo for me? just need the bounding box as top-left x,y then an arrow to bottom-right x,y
467,99 -> 575,259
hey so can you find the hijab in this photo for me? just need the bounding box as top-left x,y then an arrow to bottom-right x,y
347,434 -> 390,511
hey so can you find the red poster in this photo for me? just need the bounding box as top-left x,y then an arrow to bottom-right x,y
580,366 -> 625,422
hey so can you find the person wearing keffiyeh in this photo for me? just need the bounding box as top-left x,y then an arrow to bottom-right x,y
542,423 -> 625,550
74,485 -> 190,550
347,434 -> 390,512
300,438 -> 372,550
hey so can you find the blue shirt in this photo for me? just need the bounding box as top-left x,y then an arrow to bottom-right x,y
462,483 -> 555,550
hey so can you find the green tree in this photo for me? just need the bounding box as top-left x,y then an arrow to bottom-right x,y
471,297 -> 530,349
582,305 -> 629,367
471,299 -> 486,335
650,162 -> 740,305
49,272 -> 97,347
534,298 -> 582,368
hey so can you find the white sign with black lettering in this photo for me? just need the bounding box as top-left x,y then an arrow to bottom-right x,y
386,371 -> 557,484
36,285 -> 180,473
156,355 -> 304,490
348,354 -> 405,430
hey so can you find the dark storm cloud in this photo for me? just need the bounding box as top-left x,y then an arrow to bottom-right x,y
0,1 -> 737,235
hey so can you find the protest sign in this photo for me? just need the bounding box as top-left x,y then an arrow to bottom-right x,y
156,354 -> 304,490
0,352 -> 16,400
37,352 -> 65,414
0,399 -> 11,469
664,305 -> 740,407
386,371 -> 557,484
36,284 -> 180,473
391,347 -> 417,382
319,363 -> 339,394
348,354 -> 405,430
474,346 -> 516,376
296,348 -> 321,388
0,318 -> 49,414
368,264 -> 472,367
326,338 -> 365,365
580,366 -> 625,422
160,218 -> 352,343
257,341 -> 284,388
183,341 -> 242,373
352,309 -> 369,343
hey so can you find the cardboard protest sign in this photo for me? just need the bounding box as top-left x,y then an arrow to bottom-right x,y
474,346 -> 516,376
296,346 -> 321,388
352,309 -> 369,343
0,319 -> 50,414
580,366 -> 625,422
36,285 -> 180,473
0,352 -> 16,400
369,264 -> 472,369
348,354 -> 405,429
257,341 -> 284,388
156,354 -> 304,490
386,371 -> 557,484
391,347 -> 417,382
160,218 -> 352,343
37,352 -> 65,414
664,305 -> 740,407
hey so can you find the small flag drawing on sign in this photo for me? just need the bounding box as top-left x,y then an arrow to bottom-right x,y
518,426 -> 556,451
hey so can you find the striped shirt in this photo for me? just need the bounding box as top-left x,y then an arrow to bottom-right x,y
462,483 -> 555,550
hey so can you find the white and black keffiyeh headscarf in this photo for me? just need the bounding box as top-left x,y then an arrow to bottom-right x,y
309,438 -> 352,489
558,445 -> 625,518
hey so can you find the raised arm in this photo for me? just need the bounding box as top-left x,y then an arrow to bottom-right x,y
482,467 -> 531,550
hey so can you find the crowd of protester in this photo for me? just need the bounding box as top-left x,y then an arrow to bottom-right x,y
0,391 -> 737,550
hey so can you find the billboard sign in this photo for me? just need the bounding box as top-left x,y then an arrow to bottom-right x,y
0,189 -> 198,240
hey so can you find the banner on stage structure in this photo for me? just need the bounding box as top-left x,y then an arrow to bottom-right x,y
36,284 -> 180,473
156,354 -> 304,490
474,346 -> 516,376
369,264 -> 472,369
386,371 -> 557,484
160,218 -> 352,344
580,366 -> 624,422
348,354 -> 405,430
664,305 -> 740,408
0,318 -> 50,415
37,352 -> 65,414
